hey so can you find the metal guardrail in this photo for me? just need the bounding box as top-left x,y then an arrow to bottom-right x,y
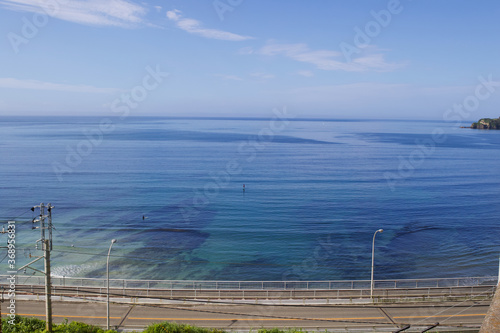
3,275 -> 498,291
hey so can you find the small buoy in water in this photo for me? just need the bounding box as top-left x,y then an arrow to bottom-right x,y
142,215 -> 148,220
243,184 -> 245,191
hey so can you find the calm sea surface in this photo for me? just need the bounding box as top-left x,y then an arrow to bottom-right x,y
1,116 -> 499,281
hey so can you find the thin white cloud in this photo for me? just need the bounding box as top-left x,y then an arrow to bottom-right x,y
238,47 -> 255,55
292,82 -> 409,96
166,9 -> 254,41
250,72 -> 275,80
214,74 -> 243,81
297,70 -> 314,77
254,42 -> 402,72
0,78 -> 119,94
0,0 -> 147,28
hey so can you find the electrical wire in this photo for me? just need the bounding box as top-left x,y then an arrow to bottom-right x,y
17,289 -> 397,327
16,288 -> 489,330
0,208 -> 32,221
14,283 -> 492,310
412,286 -> 496,327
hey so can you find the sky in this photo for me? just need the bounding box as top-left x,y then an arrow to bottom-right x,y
0,0 -> 500,119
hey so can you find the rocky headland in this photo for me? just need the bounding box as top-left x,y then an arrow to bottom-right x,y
466,117 -> 500,129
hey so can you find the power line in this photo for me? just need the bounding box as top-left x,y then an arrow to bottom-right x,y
16,283 -> 492,310
17,288 -> 489,330
17,289 -> 395,327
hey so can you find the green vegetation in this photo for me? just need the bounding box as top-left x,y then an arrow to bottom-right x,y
1,316 -> 117,333
0,316 -> 474,333
470,117 -> 500,129
2,317 -> 308,333
143,322 -> 225,333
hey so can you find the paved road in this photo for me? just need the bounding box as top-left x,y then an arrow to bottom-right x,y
6,299 -> 489,332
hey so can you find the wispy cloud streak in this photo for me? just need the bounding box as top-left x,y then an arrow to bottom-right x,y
214,74 -> 244,81
251,42 -> 402,72
166,9 -> 253,41
0,77 -> 119,94
0,0 -> 147,27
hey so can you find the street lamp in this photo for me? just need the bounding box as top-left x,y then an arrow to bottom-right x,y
107,239 -> 117,330
370,229 -> 383,299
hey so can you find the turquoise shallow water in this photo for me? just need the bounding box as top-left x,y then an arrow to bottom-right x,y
1,116 -> 499,281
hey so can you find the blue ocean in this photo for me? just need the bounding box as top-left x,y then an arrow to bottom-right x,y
1,116 -> 499,281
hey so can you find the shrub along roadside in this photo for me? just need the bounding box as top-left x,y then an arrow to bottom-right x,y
1,316 -> 118,333
2,316 -> 307,333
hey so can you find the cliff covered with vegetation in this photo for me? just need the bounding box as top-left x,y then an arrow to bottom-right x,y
470,117 -> 500,129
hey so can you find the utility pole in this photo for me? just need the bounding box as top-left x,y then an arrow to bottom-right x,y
44,239 -> 52,332
18,203 -> 54,332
